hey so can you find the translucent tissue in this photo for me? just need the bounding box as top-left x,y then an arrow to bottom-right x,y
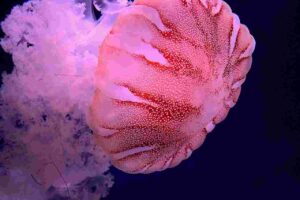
0,0 -> 122,199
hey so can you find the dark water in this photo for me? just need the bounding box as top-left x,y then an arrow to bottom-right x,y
1,0 -> 300,199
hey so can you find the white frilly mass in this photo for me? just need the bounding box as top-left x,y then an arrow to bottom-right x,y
0,0 -> 128,199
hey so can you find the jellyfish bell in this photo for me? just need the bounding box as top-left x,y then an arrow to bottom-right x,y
88,0 -> 255,174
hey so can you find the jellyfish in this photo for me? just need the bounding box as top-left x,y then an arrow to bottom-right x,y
0,0 -> 255,199
88,0 -> 255,174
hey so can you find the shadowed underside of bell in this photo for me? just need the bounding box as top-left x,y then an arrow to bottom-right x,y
88,0 -> 255,174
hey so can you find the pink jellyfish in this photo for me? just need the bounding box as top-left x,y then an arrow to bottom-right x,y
88,0 -> 255,174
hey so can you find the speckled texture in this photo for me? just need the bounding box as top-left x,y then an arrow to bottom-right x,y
88,0 -> 255,173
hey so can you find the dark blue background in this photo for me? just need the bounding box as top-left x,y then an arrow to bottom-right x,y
1,0 -> 300,199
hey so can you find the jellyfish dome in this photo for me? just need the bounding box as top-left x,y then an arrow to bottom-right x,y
88,0 -> 255,174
